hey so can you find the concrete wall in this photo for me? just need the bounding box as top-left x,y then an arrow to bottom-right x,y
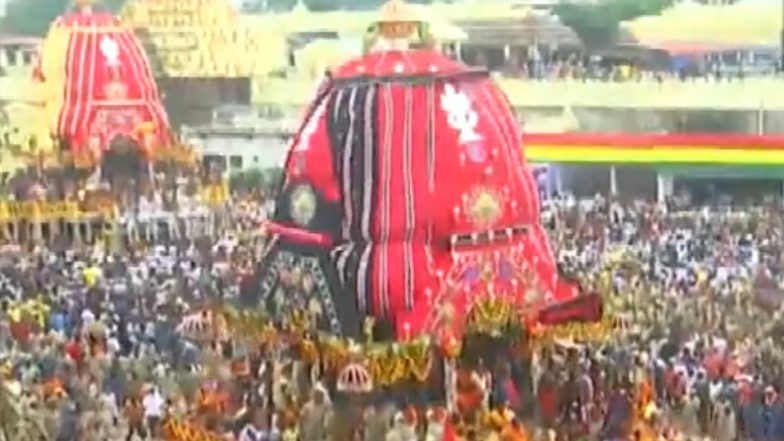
185,132 -> 289,173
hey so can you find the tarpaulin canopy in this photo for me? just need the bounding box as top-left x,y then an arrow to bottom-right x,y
622,0 -> 781,49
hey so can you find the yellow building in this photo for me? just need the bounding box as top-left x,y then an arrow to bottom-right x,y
121,0 -> 288,79
0,35 -> 50,176
120,0 -> 290,126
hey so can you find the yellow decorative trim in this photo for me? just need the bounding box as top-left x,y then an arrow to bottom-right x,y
466,298 -> 514,335
0,201 -> 111,222
529,319 -> 618,343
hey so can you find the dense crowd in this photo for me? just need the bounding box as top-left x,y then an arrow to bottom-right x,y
2,194 -> 784,441
491,49 -> 778,82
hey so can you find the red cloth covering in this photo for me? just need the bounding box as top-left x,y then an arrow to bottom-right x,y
281,49 -> 583,339
42,9 -> 169,155
703,352 -> 723,379
65,340 -> 83,365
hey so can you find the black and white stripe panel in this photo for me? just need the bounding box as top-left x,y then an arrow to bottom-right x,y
326,83 -> 380,315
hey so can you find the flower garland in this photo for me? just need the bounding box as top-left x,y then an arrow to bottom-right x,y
163,418 -> 223,441
220,308 -> 436,386
215,306 -> 616,386
528,318 -> 618,344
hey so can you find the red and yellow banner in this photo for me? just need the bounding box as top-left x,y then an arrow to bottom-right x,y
525,133 -> 784,165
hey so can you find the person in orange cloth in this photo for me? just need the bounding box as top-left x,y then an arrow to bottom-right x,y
486,400 -> 515,432
196,381 -> 230,417
636,373 -> 655,416
500,418 -> 528,441
42,377 -> 66,400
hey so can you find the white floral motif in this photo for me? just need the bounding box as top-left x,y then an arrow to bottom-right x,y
440,84 -> 482,144
100,36 -> 120,67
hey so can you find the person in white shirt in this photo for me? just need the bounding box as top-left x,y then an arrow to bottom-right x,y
81,308 -> 96,326
239,409 -> 279,441
142,386 -> 165,437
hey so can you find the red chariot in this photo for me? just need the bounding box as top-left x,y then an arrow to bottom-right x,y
36,0 -> 171,167
258,0 -> 601,341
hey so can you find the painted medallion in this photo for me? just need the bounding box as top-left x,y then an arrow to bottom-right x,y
290,184 -> 317,226
464,187 -> 502,228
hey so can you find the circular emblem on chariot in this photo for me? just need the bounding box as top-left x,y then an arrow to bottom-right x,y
290,184 -> 317,226
464,187 -> 502,228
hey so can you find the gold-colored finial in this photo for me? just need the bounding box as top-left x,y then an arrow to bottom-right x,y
377,0 -> 420,40
364,0 -> 435,52
74,0 -> 97,12
378,0 -> 418,23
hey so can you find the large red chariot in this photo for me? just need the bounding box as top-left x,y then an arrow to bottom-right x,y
36,0 -> 172,167
258,0 -> 600,341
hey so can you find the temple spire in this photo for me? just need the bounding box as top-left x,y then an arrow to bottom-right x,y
366,0 -> 433,52
292,0 -> 309,13
74,0 -> 97,13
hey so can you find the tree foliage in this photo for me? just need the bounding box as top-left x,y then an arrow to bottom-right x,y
1,0 -> 70,35
1,0 -> 126,36
553,0 -> 673,48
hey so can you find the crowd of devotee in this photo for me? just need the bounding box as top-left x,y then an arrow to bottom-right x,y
1,189 -> 784,441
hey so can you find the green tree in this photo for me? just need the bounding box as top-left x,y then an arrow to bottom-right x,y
553,0 -> 673,48
1,0 -> 69,35
1,0 -> 126,36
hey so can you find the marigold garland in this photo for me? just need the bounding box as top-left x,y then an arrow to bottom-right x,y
208,306 -> 615,387
163,418 -> 223,441
529,318 -> 618,343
